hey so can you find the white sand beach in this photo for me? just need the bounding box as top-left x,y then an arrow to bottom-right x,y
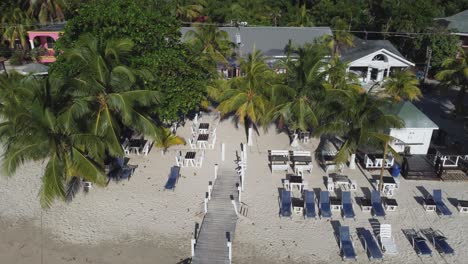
1,114 -> 468,264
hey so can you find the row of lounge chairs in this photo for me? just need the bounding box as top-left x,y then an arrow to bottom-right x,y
339,225 -> 454,261
280,190 -> 388,219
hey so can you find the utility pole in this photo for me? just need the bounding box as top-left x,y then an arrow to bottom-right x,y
422,47 -> 432,84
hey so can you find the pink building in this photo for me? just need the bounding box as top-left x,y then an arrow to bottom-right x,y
27,23 -> 65,63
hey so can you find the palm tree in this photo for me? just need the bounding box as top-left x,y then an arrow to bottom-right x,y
382,69 -> 422,102
215,49 -> 273,143
0,73 -> 106,207
267,43 -> 328,132
174,0 -> 205,21
1,7 -> 32,49
287,4 -> 313,27
436,48 -> 468,116
28,0 -> 66,24
154,127 -> 185,154
322,55 -> 363,93
62,34 -> 160,157
185,24 -> 234,72
316,90 -> 404,170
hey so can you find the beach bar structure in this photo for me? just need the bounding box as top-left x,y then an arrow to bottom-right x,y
385,101 -> 439,155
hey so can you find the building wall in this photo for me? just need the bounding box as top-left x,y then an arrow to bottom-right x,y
389,127 -> 436,155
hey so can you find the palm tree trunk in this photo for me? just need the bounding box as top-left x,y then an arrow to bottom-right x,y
454,85 -> 466,117
378,140 -> 388,192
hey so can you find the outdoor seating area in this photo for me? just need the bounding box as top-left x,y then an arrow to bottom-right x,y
122,137 -> 151,156
175,150 -> 205,168
268,150 -> 313,174
189,114 -> 217,150
364,153 -> 394,169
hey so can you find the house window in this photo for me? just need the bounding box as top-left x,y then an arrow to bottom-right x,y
46,37 -> 55,49
372,54 -> 387,62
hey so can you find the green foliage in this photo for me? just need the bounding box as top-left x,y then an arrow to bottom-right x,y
9,50 -> 27,65
51,0 -> 208,121
382,69 -> 422,102
154,127 -> 186,153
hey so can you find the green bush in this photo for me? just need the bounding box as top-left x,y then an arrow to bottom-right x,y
0,44 -> 12,58
9,50 -> 27,65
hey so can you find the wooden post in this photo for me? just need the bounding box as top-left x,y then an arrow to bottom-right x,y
204,192 -> 208,213
191,238 -> 196,257
248,128 -> 253,146
238,186 -> 242,202
227,241 -> 232,264
230,195 -> 238,216
349,153 -> 356,170
379,140 -> 389,192
241,170 -> 245,191
221,143 -> 225,161
214,164 -> 218,180
208,181 -> 213,200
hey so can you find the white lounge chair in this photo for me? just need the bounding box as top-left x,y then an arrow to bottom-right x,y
378,224 -> 398,254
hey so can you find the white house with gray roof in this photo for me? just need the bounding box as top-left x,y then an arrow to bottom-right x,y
385,101 -> 438,155
340,38 -> 415,86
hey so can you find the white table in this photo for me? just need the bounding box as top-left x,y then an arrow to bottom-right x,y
184,152 -> 196,167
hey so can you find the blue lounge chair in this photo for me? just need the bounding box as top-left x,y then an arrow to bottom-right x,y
320,191 -> 332,218
360,229 -> 383,260
371,191 -> 385,218
342,191 -> 355,220
339,226 -> 357,260
280,190 -> 292,217
421,228 -> 454,255
304,190 -> 316,219
164,166 -> 180,191
406,229 -> 432,256
433,189 -> 452,216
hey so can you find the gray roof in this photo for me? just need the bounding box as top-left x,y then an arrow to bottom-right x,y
340,38 -> 406,63
29,23 -> 65,32
435,10 -> 468,33
385,101 -> 438,129
181,26 -> 332,57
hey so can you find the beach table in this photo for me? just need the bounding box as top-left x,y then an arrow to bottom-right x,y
361,198 -> 372,212
330,197 -> 342,211
457,200 -> 468,213
198,123 -> 209,134
424,197 -> 437,212
384,198 -> 398,211
292,198 -> 304,215
184,151 -> 196,167
382,177 -> 397,197
291,155 -> 312,174
334,175 -> 350,190
269,155 -> 289,171
128,139 -> 147,155
197,134 -> 209,149
289,175 -> 303,191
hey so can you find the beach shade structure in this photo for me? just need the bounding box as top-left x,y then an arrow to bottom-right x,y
339,226 -> 357,261
319,191 -> 332,218
304,190 -> 316,219
20,63 -> 49,75
342,191 -> 355,220
164,166 -> 180,191
421,228 -> 454,255
379,224 -> 398,255
280,190 -> 292,217
371,191 -> 385,218
359,229 -> 383,260
405,229 -> 432,256
433,189 -> 452,216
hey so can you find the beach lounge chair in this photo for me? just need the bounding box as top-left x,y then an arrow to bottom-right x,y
421,228 -> 454,255
406,229 -> 432,256
319,191 -> 332,218
280,190 -> 292,217
378,224 -> 397,254
164,166 -> 180,191
433,189 -> 452,216
304,190 -> 316,219
360,229 -> 383,260
371,191 -> 385,218
339,226 -> 357,261
342,191 -> 355,220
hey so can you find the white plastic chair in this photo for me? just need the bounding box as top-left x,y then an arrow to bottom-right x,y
283,180 -> 290,191
210,127 -> 217,137
83,181 -> 92,192
122,138 -> 130,155
189,137 -> 197,149
327,177 -> 334,192
208,135 -> 216,149
142,141 -> 150,156
196,150 -> 205,168
379,224 -> 398,254
349,180 -> 357,191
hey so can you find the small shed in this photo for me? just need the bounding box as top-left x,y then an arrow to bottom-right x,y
386,101 -> 438,155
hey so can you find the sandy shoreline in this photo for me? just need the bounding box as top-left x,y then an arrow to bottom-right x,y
1,114 -> 468,264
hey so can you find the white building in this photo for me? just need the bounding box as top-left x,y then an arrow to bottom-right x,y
340,39 -> 415,85
386,101 -> 438,155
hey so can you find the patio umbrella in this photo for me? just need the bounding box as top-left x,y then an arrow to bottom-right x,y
21,63 -> 49,75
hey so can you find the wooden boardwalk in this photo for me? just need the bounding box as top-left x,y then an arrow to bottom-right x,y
192,169 -> 239,264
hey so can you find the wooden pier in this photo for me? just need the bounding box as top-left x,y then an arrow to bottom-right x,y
192,169 -> 239,264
